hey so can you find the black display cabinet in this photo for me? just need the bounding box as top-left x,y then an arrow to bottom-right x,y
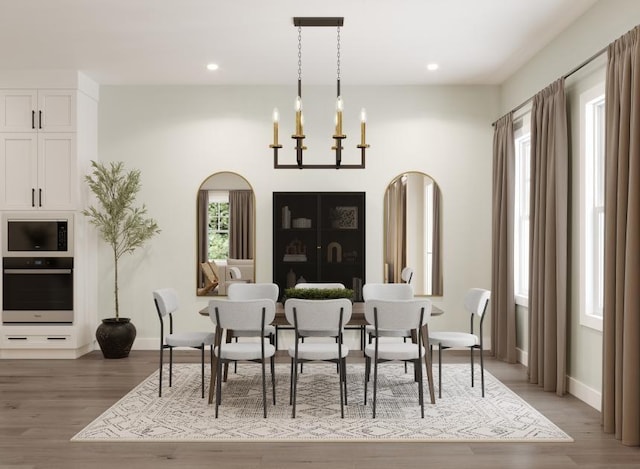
273,192 -> 365,301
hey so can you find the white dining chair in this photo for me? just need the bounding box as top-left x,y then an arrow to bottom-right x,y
225,282 -> 279,377
401,267 -> 414,284
285,298 -> 353,418
362,283 -> 414,372
364,298 -> 432,418
208,298 -> 276,418
153,288 -> 215,398
429,288 -> 491,397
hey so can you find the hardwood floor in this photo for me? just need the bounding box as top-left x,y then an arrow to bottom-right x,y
0,350 -> 638,469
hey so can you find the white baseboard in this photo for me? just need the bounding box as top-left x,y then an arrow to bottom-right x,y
516,347 -> 600,411
516,347 -> 528,365
567,375 -> 601,411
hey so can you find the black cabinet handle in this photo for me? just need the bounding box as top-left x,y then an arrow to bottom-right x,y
31,110 -> 35,129
39,110 -> 42,129
38,188 -> 42,207
31,188 -> 35,207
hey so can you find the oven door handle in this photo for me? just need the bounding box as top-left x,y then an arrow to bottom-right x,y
3,269 -> 73,274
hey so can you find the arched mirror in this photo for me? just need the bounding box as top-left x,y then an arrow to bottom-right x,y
196,172 -> 255,296
384,171 -> 443,296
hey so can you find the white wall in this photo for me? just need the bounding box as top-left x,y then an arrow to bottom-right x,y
500,0 -> 640,409
96,84 -> 498,347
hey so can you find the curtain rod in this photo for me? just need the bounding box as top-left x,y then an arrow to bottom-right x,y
492,44 -> 609,126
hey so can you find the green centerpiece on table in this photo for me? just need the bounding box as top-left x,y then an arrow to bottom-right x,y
284,287 -> 354,301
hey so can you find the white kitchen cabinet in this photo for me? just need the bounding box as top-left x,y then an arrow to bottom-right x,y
0,89 -> 76,132
0,132 -> 76,210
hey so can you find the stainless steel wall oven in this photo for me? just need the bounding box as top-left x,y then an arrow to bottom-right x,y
2,213 -> 74,324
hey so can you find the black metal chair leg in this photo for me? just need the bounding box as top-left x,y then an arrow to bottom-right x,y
372,358 -> 378,418
416,358 -> 424,418
261,358 -> 268,418
343,357 -> 348,406
470,345 -> 475,388
438,345 -> 442,399
364,357 -> 369,405
338,359 -> 344,418
480,346 -> 485,397
169,347 -> 174,388
201,345 -> 205,398
289,358 -> 294,405
158,346 -> 164,397
292,356 -> 299,418
270,356 -> 276,405
215,357 -> 223,418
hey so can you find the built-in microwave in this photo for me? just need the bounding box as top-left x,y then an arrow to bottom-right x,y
2,212 -> 74,257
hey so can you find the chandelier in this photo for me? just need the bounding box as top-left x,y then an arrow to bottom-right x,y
270,17 -> 369,169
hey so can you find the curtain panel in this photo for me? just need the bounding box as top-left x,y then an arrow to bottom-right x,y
491,114 -> 517,363
602,25 -> 640,447
197,190 -> 209,288
384,178 -> 407,283
229,190 -> 254,260
527,78 -> 568,396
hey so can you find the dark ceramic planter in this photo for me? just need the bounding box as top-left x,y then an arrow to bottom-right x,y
96,318 -> 136,359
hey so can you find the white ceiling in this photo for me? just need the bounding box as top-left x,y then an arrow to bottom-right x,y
0,0 -> 597,86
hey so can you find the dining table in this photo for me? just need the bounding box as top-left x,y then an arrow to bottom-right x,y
199,301 -> 443,406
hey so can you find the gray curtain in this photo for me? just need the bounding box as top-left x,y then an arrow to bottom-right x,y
384,178 -> 406,283
197,189 -> 209,288
528,78 -> 568,396
602,25 -> 640,447
229,190 -> 254,259
491,114 -> 517,363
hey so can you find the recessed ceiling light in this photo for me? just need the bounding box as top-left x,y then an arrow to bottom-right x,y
427,63 -> 439,71
206,63 -> 219,71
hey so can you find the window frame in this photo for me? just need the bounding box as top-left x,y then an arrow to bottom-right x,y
513,113 -> 531,307
579,82 -> 605,332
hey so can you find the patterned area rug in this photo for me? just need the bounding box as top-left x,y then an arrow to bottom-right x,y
72,363 -> 572,442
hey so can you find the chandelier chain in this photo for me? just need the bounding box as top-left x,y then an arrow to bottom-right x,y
297,26 -> 302,83
336,26 -> 341,81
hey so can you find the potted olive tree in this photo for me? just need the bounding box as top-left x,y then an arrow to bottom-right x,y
83,161 -> 160,358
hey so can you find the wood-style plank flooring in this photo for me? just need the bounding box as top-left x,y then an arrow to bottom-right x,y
0,350 -> 638,469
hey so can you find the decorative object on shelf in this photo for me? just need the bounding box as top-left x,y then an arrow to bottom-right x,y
331,206 -> 358,229
352,277 -> 363,302
270,17 -> 369,169
343,250 -> 358,264
83,161 -> 160,359
284,239 -> 307,262
284,287 -> 354,301
287,269 -> 297,288
291,217 -> 312,228
282,205 -> 291,229
327,241 -> 342,263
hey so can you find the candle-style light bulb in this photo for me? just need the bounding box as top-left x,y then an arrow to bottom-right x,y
272,108 -> 279,146
336,96 -> 344,135
295,96 -> 302,135
360,108 -> 367,146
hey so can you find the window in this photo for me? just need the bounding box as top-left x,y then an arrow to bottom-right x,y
208,191 -> 229,261
580,83 -> 605,331
514,113 -> 531,306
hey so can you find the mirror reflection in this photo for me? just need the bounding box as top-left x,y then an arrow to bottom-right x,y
196,172 -> 255,296
384,171 -> 443,296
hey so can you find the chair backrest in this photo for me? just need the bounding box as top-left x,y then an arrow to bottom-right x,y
362,283 -> 413,301
364,299 -> 432,331
228,266 -> 242,280
227,282 -> 279,301
464,288 -> 491,318
294,282 -> 345,290
208,298 -> 276,331
284,298 -> 353,332
153,288 -> 179,318
401,267 -> 414,284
